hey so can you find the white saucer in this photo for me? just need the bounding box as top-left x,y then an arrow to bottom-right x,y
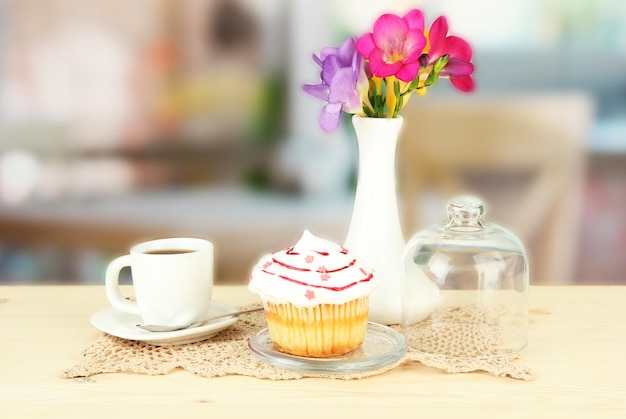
91,301 -> 239,346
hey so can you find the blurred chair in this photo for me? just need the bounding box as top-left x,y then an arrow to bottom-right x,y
398,93 -> 594,284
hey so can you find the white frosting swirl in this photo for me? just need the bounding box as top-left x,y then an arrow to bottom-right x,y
248,230 -> 378,307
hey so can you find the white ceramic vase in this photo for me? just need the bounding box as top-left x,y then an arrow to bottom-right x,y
344,115 -> 408,325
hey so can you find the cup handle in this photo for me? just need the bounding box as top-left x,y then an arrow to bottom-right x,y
105,255 -> 140,315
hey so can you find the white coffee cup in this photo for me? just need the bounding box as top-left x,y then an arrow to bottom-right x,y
105,237 -> 214,327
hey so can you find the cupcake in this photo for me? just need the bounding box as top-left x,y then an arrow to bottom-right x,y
248,230 -> 378,358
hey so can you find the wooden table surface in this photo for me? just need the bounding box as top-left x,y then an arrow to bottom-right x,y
1,285 -> 625,418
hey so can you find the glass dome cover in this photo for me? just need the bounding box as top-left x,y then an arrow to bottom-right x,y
401,196 -> 529,359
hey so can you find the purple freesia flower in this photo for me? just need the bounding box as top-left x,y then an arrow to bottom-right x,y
303,36 -> 368,132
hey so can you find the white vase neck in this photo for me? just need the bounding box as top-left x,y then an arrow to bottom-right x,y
351,115 -> 404,139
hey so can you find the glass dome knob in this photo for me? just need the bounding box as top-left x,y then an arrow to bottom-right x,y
446,196 -> 486,228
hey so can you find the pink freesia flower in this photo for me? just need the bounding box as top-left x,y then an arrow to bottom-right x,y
426,16 -> 475,92
356,10 -> 427,82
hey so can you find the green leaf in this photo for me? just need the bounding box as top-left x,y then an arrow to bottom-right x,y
370,85 -> 381,116
425,70 -> 439,87
434,54 -> 450,72
374,89 -> 384,117
393,95 -> 404,118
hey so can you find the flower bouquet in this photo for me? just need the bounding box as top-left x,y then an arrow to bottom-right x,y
303,8 -> 474,132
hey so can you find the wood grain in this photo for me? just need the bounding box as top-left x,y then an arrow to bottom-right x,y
1,285 -> 625,418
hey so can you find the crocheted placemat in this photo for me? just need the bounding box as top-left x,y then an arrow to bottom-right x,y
63,304 -> 532,381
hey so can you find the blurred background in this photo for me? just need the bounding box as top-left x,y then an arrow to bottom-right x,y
0,0 -> 624,285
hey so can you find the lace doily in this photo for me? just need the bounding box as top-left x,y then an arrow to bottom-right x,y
402,305 -> 533,379
63,305 -> 532,381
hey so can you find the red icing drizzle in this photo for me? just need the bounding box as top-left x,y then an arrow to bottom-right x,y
258,246 -> 372,292
272,258 -> 309,272
285,247 -> 299,255
260,269 -> 374,291
325,259 -> 356,273
271,257 -> 357,274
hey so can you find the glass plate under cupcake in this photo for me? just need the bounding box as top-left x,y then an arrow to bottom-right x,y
248,322 -> 407,374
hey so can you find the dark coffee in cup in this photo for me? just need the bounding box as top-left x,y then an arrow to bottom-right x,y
144,249 -> 194,255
